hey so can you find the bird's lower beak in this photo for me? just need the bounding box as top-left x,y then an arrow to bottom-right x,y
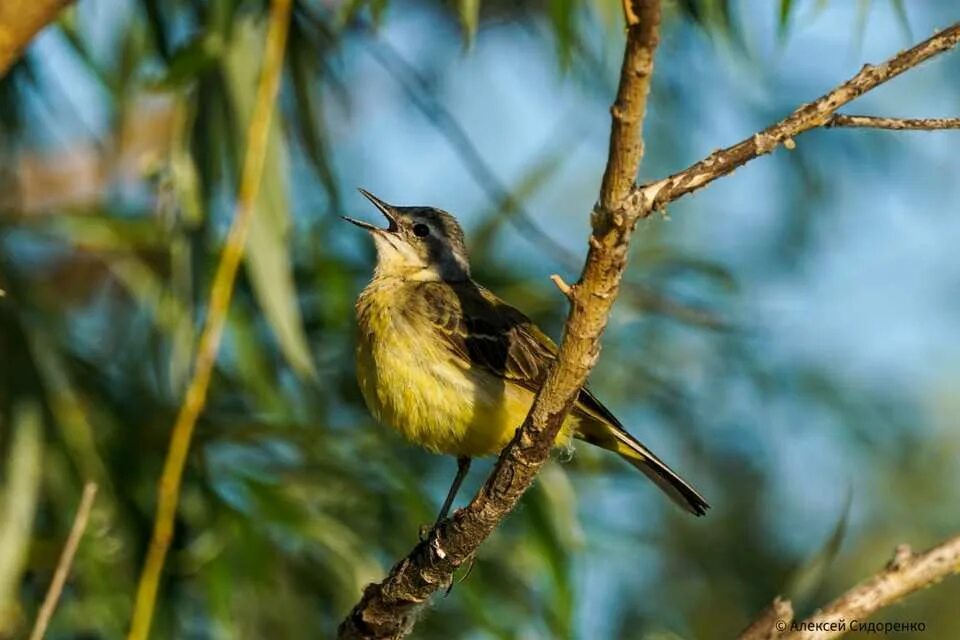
341,188 -> 400,233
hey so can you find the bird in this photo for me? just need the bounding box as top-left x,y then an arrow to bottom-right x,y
344,189 -> 708,525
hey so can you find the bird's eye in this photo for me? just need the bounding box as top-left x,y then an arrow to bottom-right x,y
412,223 -> 430,238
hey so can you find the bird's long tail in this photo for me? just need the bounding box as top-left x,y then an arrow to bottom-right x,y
607,426 -> 709,516
575,409 -> 709,516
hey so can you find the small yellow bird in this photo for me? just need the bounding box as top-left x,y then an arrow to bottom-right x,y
345,189 -> 708,523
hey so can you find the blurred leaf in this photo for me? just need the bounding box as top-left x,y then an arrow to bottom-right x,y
153,34 -> 224,90
36,213 -> 197,388
784,490 -> 852,606
142,0 -> 173,61
469,134 -> 579,265
287,19 -> 341,208
675,0 -> 747,51
889,0 -> 913,43
853,0 -> 872,54
778,0 -> 793,39
524,465 -> 581,638
223,18 -> 316,380
0,402 -> 43,635
457,0 -> 481,48
27,330 -> 110,487
549,0 -> 577,68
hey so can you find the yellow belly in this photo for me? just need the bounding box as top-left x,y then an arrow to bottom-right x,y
356,316 -> 575,457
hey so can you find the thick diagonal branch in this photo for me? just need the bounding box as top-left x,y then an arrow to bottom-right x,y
336,1 -> 663,638
0,0 -> 72,77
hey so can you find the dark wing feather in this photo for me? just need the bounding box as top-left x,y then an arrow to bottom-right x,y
413,280 -> 609,409
413,280 -> 557,391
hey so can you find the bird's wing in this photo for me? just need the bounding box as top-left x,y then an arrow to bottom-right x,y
412,280 -> 558,392
414,280 -> 626,421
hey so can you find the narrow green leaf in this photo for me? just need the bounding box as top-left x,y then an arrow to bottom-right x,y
457,0 -> 481,48
784,491 -> 852,605
0,402 -> 43,634
778,0 -> 794,39
548,0 -> 576,69
470,150 -> 570,263
223,19 -> 316,380
27,331 -> 111,487
152,34 -> 223,89
287,24 -> 341,208
889,0 -> 913,43
853,0 -> 873,55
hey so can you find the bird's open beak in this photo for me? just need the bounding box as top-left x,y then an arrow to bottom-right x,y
341,188 -> 399,232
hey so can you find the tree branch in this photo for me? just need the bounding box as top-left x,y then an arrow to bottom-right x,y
337,1 -> 663,637
126,1 -> 293,638
338,15 -> 960,640
28,482 -> 98,640
0,0 -> 73,77
739,535 -> 960,640
633,23 -> 960,215
826,114 -> 960,130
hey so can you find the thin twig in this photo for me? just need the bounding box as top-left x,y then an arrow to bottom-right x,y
28,482 -> 98,640
126,1 -> 293,638
549,274 -> 574,299
778,535 -> 960,640
337,1 -> 664,637
634,23 -> 960,214
826,114 -> 960,130
0,0 -> 73,77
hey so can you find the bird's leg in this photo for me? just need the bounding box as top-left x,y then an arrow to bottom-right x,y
421,457 -> 471,541
436,456 -> 472,524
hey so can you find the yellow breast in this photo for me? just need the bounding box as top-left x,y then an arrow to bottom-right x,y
355,279 -> 575,457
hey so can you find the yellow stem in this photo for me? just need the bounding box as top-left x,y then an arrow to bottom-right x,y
29,483 -> 98,640
126,1 -> 292,637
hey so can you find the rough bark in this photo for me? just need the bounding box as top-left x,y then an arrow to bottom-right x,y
826,114 -> 960,130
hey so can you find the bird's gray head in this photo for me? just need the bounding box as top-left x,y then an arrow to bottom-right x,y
343,189 -> 470,282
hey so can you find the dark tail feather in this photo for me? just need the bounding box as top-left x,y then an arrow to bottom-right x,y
575,388 -> 709,516
611,428 -> 709,516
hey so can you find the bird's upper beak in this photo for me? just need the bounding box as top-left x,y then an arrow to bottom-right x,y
341,188 -> 399,233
